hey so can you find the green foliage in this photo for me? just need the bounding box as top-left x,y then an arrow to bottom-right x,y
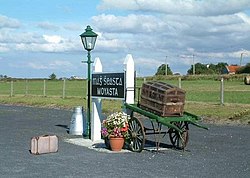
187,62 -> 228,75
155,64 -> 173,75
236,63 -> 250,74
143,74 -> 248,81
49,73 -> 57,80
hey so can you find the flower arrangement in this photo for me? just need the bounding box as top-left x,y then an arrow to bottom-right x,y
101,112 -> 131,138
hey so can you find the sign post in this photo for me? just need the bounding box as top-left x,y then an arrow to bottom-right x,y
91,58 -> 102,141
123,54 -> 135,115
124,54 -> 135,104
91,54 -> 134,141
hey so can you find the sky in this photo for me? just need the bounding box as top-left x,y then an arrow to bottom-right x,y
1,0 -> 250,78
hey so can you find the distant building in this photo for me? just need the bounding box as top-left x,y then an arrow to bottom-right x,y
223,65 -> 241,74
70,75 -> 84,80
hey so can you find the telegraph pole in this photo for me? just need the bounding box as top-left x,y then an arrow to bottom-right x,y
240,53 -> 244,66
165,56 -> 168,76
192,54 -> 195,75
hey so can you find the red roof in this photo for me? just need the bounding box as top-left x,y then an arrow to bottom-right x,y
226,65 -> 241,74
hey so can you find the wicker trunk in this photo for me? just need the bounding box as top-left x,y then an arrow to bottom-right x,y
139,81 -> 185,116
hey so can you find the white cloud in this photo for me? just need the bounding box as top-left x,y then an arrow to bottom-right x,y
2,1 -> 250,77
0,15 -> 21,29
10,34 -> 79,53
0,44 -> 9,52
99,0 -> 250,16
92,14 -> 164,33
0,27 -> 79,53
48,60 -> 73,69
27,60 -> 73,70
0,30 -> 44,44
15,41 -> 78,53
27,63 -> 48,70
93,11 -> 250,56
135,57 -> 162,68
37,22 -> 60,31
229,50 -> 250,58
97,38 -> 127,52
64,23 -> 82,31
237,12 -> 250,25
43,35 -> 63,44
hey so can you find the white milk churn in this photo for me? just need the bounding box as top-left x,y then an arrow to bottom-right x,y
69,106 -> 83,135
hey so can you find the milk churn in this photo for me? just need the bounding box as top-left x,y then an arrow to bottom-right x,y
69,106 -> 84,135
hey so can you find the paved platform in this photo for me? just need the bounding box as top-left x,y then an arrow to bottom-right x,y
63,138 -> 169,153
0,104 -> 249,178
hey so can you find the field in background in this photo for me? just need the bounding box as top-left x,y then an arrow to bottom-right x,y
0,80 -> 86,98
0,76 -> 249,124
136,77 -> 250,104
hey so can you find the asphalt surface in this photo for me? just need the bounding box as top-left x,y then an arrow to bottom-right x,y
0,104 -> 249,178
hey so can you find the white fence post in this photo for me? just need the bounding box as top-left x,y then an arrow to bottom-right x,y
124,54 -> 135,105
220,77 -> 224,105
62,79 -> 66,99
178,77 -> 182,88
25,80 -> 28,95
91,57 -> 102,141
43,80 -> 46,97
10,81 -> 13,97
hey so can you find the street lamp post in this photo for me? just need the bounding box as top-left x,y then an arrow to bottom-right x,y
80,25 -> 98,139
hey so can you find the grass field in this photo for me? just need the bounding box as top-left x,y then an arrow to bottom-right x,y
0,78 -> 249,124
0,80 -> 86,97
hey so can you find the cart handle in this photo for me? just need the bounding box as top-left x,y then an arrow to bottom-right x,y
124,103 -> 209,131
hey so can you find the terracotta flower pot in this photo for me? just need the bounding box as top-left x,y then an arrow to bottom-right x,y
109,136 -> 125,151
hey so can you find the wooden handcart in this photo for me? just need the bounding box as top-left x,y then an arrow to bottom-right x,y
124,103 -> 208,152
105,81 -> 208,152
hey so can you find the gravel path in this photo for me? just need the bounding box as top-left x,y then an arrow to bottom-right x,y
0,104 -> 249,178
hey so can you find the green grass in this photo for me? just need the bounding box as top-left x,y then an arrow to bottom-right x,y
136,79 -> 250,104
0,80 -> 86,97
0,78 -> 250,124
185,102 -> 250,124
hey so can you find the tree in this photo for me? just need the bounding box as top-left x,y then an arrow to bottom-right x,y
187,63 -> 209,75
155,64 -> 173,75
236,63 -> 250,74
187,62 -> 228,75
214,62 -> 228,74
49,73 -> 57,80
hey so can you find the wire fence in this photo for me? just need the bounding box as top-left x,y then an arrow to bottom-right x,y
0,79 -> 87,98
0,77 -> 249,104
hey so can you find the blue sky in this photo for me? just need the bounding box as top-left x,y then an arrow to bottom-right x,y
1,0 -> 250,78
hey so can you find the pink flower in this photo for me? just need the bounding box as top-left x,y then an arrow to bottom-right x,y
101,128 -> 108,137
113,127 -> 122,137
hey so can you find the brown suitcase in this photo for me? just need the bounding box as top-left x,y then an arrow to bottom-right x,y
30,135 -> 58,155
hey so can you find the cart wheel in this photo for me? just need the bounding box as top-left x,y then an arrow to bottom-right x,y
169,121 -> 189,150
128,117 -> 145,152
